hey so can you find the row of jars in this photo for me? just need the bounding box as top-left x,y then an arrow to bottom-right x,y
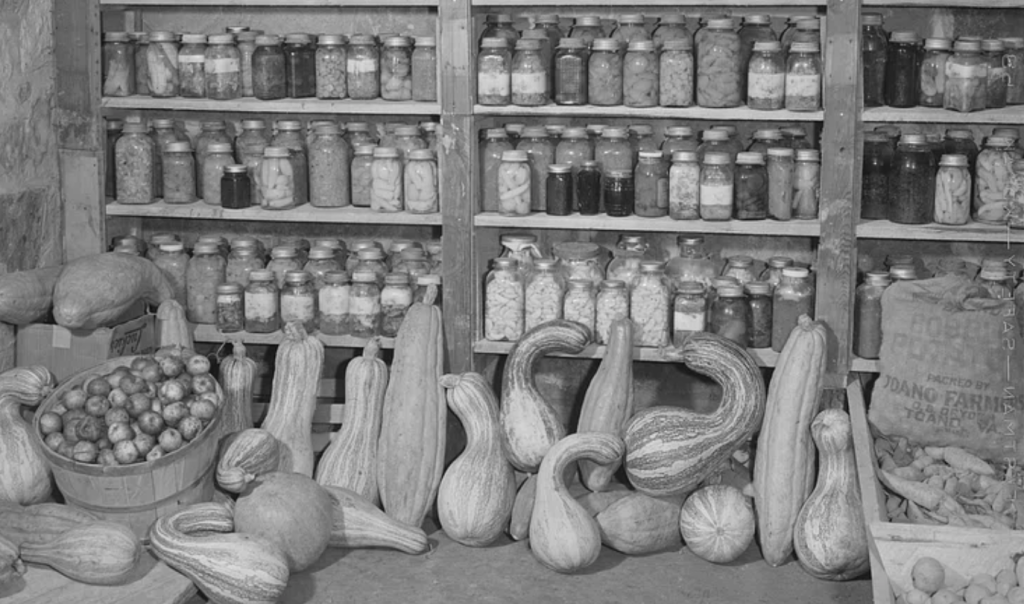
110,118 -> 439,214
482,124 -> 820,219
863,126 -> 1024,227
104,27 -> 437,102
479,15 -> 822,110
860,14 -> 1024,111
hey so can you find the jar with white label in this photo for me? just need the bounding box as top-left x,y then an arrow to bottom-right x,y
478,38 -> 512,105
785,42 -> 822,111
349,271 -> 382,337
563,279 -> 595,335
317,271 -> 350,335
280,270 -> 317,334
205,34 -> 241,100
747,41 -> 785,110
347,35 -> 380,100
511,39 -> 548,106
245,269 -> 280,333
700,152 -> 733,220
673,282 -> 706,345
525,259 -> 565,331
178,34 -> 207,98
380,272 -> 413,337
631,261 -> 670,347
485,257 -> 525,342
595,280 -> 629,345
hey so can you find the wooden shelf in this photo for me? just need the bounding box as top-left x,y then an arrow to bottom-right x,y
475,212 -> 821,236
474,104 -> 823,122
862,0 -> 1022,6
101,96 -> 441,116
863,106 -> 1024,124
101,0 -> 437,6
474,339 -> 880,372
106,200 -> 443,225
192,324 -> 396,348
857,220 -> 1020,243
471,0 -> 825,5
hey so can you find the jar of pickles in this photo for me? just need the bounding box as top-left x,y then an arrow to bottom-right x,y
316,35 -> 347,100
975,136 -> 1019,224
945,40 -> 987,112
862,14 -> 888,107
380,37 -> 413,101
747,41 -> 785,110
318,271 -> 350,335
983,39 -> 1009,109
793,149 -> 821,220
349,271 -> 381,337
485,257 -> 525,341
517,127 -> 554,211
595,280 -> 629,344
103,32 -> 135,97
178,34 -> 207,98
919,38 -> 952,107
589,39 -> 623,106
195,121 -> 231,196
202,143 -> 234,206
511,39 -> 548,106
403,149 -> 438,213
369,147 -> 403,213
380,273 -> 413,337
766,148 -> 795,221
623,41 -> 658,108
631,261 -> 670,347
478,38 -> 511,105
524,259 -> 565,331
163,142 -> 197,204
886,31 -> 921,108
553,38 -> 588,105
481,129 -> 513,212
147,31 -> 179,98
786,42 -> 822,111
734,152 -> 768,219
279,271 -> 316,333
498,150 -> 531,215
772,266 -> 814,351
700,152 -> 733,221
553,241 -> 605,288
185,243 -> 226,325
255,147 -> 295,210
933,154 -> 972,225
244,269 -> 279,333
697,19 -> 742,108
115,123 -> 155,205
347,35 -> 380,100
205,34 -> 241,100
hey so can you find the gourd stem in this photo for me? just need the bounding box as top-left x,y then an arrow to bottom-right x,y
439,373 -> 460,389
363,337 -> 381,358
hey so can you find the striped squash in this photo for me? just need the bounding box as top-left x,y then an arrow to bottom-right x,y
623,332 -> 766,497
324,485 -> 429,554
215,429 -> 280,494
679,485 -> 755,564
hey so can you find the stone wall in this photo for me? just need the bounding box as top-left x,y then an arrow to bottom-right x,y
0,0 -> 62,369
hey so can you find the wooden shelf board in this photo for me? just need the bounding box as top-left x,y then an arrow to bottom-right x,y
474,104 -> 823,122
862,0 -> 1022,6
192,324 -> 397,348
101,0 -> 436,7
863,106 -> 1024,124
106,200 -> 442,225
857,220 -> 1020,243
475,212 -> 821,236
474,339 -> 879,372
101,96 -> 441,115
471,0 -> 825,6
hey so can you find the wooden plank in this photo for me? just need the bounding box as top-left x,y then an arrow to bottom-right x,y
864,105 -> 1024,124
252,402 -> 345,424
858,220 -> 1021,244
106,200 -> 442,226
476,212 -> 821,237
474,104 -> 824,122
60,150 -> 106,260
814,0 -> 861,382
862,0 -> 1023,6
252,378 -> 343,398
53,0 -> 102,151
102,96 -> 441,116
102,0 -> 437,5
472,0 -> 826,5
192,324 -> 396,348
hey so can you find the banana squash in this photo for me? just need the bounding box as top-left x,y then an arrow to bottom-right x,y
377,285 -> 446,528
577,318 -> 635,492
793,409 -> 870,581
215,429 -> 280,494
623,332 -> 765,497
501,320 -> 590,473
219,341 -> 256,435
20,521 -> 141,585
0,266 -> 61,325
0,502 -> 98,546
529,433 -> 624,574
437,372 -> 516,547
323,486 -> 429,554
0,366 -> 55,504
753,315 -> 827,567
261,322 -> 324,477
316,339 -> 388,505
52,252 -> 174,329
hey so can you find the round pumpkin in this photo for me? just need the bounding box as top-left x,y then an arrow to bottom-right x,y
678,485 -> 754,564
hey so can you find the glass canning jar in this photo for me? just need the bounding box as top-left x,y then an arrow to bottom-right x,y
734,152 -> 768,220
789,18 -> 821,49
308,123 -> 351,208
226,246 -> 264,287
521,30 -> 554,95
163,141 -> 196,204
793,149 -> 821,220
380,273 -> 414,337
369,147 -> 403,213
132,32 -> 149,96
147,234 -> 179,262
202,142 -> 234,206
630,124 -> 657,156
348,272 -> 381,337
672,282 -> 706,345
555,127 -> 593,176
237,31 -> 258,97
481,128 -> 514,212
588,39 -> 623,106
215,283 -> 244,333
623,41 -> 658,108
719,256 -> 755,289
347,35 -> 380,100
659,39 -> 694,108
760,256 -> 794,291
563,279 -> 596,334
524,258 -> 566,331
394,247 -> 432,284
266,246 -> 302,289
115,123 -> 155,205
485,258 -> 525,342
256,147 -> 295,210
1005,37 -> 1024,105
534,14 -> 563,50
569,16 -> 603,48
303,246 -> 341,291
553,241 -> 605,288
412,37 -> 437,102
353,247 -> 388,287
576,160 -> 601,215
205,33 -> 241,100
697,18 -> 742,109
944,129 -> 979,171
668,151 -> 700,220
345,122 -> 377,148
318,271 -> 350,335
244,269 -> 279,333
554,38 -> 588,105
278,271 -> 316,333
195,121 -> 231,196
478,38 -> 512,105
612,14 -> 649,45
351,145 -> 375,207
517,126 -> 555,212
235,120 -> 269,178
177,34 -> 207,98
630,261 -> 671,347
185,243 -> 226,325
747,41 -> 785,110
862,13 -> 888,107
710,286 -> 748,347
885,31 -> 921,108
103,32 -> 135,97
405,149 -> 438,214
270,121 -> 309,204
420,121 -> 439,152
546,164 -> 573,216
745,281 -> 773,348
653,14 -> 689,49
861,132 -> 893,220
1010,159 -> 1024,230
480,14 -> 519,49
772,266 -> 814,352
975,136 -> 1019,224
498,150 -> 531,215
982,39 -> 1009,109
595,280 -> 629,344
153,242 -> 188,307
606,236 -> 648,290
697,128 -> 732,164
499,233 -> 542,282
282,33 -> 316,98
511,39 -> 549,106
380,37 -> 413,101
700,152 -> 733,221
766,148 -> 795,221
147,31 -> 179,98
603,170 -> 635,217
782,126 -> 813,150
738,15 -> 776,95
634,151 -> 668,217
595,127 -> 632,201
934,154 -> 972,225
662,126 -> 698,156
919,38 -> 952,107
252,35 -> 286,100
316,35 -> 347,100
785,42 -> 822,111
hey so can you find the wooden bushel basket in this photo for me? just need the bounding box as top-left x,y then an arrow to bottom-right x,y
32,355 -> 223,540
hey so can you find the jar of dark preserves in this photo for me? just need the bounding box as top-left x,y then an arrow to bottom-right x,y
862,13 -> 887,107
576,160 -> 601,215
885,31 -> 921,108
861,132 -> 893,220
745,281 -> 772,349
252,35 -> 286,100
943,129 -> 979,172
603,170 -> 634,217
221,164 -> 252,209
283,33 -> 316,98
546,164 -> 573,216
890,133 -> 935,225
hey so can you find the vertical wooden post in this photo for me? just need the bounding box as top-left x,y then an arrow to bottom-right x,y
440,0 -> 475,373
54,0 -> 105,260
816,0 -> 862,385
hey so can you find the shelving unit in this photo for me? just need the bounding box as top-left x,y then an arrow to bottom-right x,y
101,96 -> 442,115
106,200 -> 443,225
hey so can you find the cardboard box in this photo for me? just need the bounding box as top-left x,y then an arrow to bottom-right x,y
16,314 -> 156,382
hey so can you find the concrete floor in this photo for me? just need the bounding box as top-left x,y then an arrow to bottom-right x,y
214,525 -> 876,604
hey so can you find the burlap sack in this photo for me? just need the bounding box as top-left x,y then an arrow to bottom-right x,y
868,275 -> 1024,463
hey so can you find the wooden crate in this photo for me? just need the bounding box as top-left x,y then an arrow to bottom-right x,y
848,380 -> 1024,603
